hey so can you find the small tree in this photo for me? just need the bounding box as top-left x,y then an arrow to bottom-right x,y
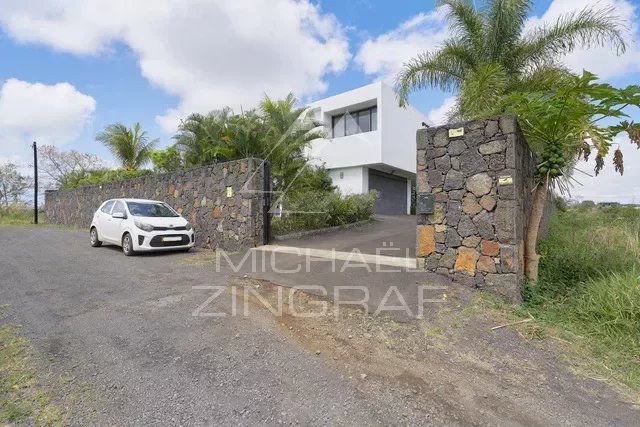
96,123 -> 158,170
151,146 -> 183,172
37,144 -> 106,189
0,163 -> 32,207
499,72 -> 640,281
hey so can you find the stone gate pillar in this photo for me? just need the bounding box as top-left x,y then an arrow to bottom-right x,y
415,115 -> 536,302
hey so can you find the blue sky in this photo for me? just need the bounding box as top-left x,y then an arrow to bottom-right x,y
1,0 -> 639,202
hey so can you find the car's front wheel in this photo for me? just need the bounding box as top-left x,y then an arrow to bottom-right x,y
122,233 -> 135,256
90,227 -> 102,247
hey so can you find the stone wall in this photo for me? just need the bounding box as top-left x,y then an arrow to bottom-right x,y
416,115 -> 536,302
45,158 -> 265,251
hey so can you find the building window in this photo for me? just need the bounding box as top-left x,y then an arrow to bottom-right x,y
331,106 -> 377,138
332,114 -> 345,137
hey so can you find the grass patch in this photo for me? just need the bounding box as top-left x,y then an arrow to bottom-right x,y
522,206 -> 640,394
0,325 -> 64,425
0,205 -> 35,225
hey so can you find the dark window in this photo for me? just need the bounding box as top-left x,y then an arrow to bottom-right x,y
101,200 -> 115,214
371,107 -> 377,131
331,106 -> 377,138
358,110 -> 371,133
112,201 -> 126,216
127,201 -> 179,218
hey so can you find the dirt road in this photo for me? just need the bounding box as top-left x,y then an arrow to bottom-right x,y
0,226 -> 637,425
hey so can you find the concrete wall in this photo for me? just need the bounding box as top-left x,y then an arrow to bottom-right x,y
328,166 -> 367,195
416,116 -> 536,302
307,81 -> 423,177
307,83 -> 382,170
380,83 -> 425,174
44,158 -> 265,252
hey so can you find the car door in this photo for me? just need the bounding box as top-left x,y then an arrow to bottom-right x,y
103,200 -> 126,243
96,200 -> 115,241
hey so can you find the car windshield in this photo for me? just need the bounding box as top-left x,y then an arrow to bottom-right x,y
126,202 -> 179,217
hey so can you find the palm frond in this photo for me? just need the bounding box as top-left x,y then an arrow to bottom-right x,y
439,39 -> 478,69
517,64 -> 572,92
96,122 -> 156,170
517,6 -> 626,69
395,50 -> 465,106
485,0 -> 532,65
437,0 -> 486,56
459,62 -> 510,119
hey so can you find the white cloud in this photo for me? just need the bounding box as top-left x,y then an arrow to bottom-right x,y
356,0 -> 640,84
355,8 -> 448,83
426,96 -> 457,126
570,134 -> 640,204
0,0 -> 350,133
0,78 -> 96,164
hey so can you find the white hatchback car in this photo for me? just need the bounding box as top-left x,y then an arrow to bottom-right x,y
90,198 -> 195,256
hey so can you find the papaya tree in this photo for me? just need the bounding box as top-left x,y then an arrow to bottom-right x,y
499,72 -> 640,281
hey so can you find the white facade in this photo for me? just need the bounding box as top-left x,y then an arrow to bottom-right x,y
307,82 -> 425,215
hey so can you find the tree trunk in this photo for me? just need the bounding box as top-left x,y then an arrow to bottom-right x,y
524,176 -> 549,282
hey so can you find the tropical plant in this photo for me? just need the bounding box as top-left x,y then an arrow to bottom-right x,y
96,123 -> 158,170
174,109 -> 239,166
174,93 -> 324,194
259,93 -> 324,192
151,146 -> 183,172
395,0 -> 627,119
493,72 -> 640,281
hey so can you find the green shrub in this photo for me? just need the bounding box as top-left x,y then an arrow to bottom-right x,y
272,190 -> 377,235
151,146 -> 183,172
288,165 -> 336,194
62,168 -> 152,189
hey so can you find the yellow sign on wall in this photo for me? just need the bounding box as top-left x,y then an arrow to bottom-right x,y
448,127 -> 464,138
498,176 -> 513,186
226,186 -> 233,197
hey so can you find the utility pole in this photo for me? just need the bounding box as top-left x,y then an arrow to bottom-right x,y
33,141 -> 38,224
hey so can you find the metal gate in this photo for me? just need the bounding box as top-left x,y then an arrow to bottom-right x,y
368,169 -> 407,215
262,160 -> 271,245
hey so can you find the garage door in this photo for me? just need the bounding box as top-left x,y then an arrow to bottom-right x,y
368,169 -> 407,215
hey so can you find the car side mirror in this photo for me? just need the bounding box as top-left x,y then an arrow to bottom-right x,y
112,212 -> 126,219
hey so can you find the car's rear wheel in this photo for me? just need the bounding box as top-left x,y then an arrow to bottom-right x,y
122,233 -> 135,256
90,227 -> 102,247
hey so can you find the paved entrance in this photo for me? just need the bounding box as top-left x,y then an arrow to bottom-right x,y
275,215 -> 416,257
246,215 -> 428,318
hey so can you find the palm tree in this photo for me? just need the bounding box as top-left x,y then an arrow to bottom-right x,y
395,0 -> 626,119
174,109 -> 237,166
96,123 -> 158,170
260,93 -> 324,191
173,94 -> 324,193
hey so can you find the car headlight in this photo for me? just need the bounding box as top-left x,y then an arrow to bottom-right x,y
134,220 -> 154,232
185,222 -> 193,231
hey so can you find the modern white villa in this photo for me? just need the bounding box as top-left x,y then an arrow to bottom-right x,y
307,81 -> 425,215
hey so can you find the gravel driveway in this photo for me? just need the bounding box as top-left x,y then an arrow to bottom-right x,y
0,226 -> 637,426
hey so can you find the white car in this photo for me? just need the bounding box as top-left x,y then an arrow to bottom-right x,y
90,198 -> 195,256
